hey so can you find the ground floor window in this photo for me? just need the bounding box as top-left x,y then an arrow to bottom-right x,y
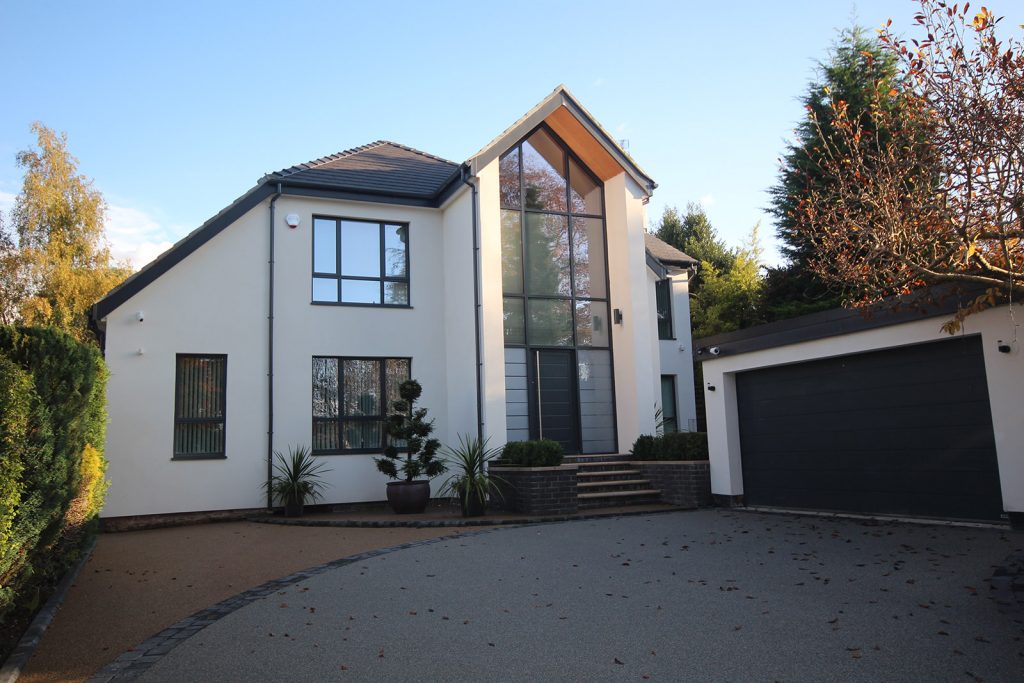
660,375 -> 677,434
312,357 -> 410,454
174,354 -> 227,459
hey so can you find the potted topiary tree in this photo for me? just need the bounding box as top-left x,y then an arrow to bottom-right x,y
374,379 -> 446,514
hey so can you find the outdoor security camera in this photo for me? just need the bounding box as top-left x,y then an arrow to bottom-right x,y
709,346 -> 721,356
136,311 -> 145,323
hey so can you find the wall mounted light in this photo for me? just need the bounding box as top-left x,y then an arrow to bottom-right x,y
613,308 -> 624,325
706,383 -> 716,392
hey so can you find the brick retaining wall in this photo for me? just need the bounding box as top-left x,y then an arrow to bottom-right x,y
631,461 -> 712,508
490,465 -> 579,515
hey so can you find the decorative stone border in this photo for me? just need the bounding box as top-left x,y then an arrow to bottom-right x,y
0,538 -> 96,683
630,460 -> 712,508
489,464 -> 579,515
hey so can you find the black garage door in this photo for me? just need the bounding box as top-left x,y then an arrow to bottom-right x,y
737,336 -> 1004,521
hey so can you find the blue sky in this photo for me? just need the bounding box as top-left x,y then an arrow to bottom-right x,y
2,1 -> 1022,268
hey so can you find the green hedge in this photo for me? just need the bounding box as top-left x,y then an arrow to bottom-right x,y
499,439 -> 564,467
0,325 -> 108,657
630,432 -> 709,461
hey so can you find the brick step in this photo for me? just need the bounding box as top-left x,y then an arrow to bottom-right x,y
572,460 -> 634,472
577,489 -> 663,510
577,469 -> 642,481
577,479 -> 652,493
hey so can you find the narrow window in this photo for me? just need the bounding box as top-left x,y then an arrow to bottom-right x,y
312,217 -> 410,306
312,356 -> 411,454
173,354 -> 227,458
660,375 -> 678,434
655,278 -> 673,340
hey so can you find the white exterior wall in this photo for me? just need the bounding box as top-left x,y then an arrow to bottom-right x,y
101,193 -> 478,517
604,174 -> 658,449
654,270 -> 697,432
700,304 -> 1024,514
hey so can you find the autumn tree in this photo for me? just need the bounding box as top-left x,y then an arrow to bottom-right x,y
764,26 -> 911,321
792,1 -> 1024,331
6,123 -> 129,343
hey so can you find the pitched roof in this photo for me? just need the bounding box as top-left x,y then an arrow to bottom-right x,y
644,232 -> 697,267
265,141 -> 461,200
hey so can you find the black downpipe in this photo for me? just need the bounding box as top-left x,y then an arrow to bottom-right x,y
462,169 -> 484,442
267,183 -> 282,508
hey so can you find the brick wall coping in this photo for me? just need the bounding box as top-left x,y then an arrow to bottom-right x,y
629,460 -> 711,465
489,464 -> 579,472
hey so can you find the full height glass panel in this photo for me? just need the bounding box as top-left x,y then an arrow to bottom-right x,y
498,124 -> 615,453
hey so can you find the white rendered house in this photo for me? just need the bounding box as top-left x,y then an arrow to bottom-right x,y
91,86 -> 697,519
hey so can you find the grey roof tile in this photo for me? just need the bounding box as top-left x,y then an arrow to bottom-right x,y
644,232 -> 697,266
267,141 -> 460,199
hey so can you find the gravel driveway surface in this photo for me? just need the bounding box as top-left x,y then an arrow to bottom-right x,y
137,510 -> 1023,682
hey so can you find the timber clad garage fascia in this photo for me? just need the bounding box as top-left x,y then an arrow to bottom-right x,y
736,336 -> 1004,521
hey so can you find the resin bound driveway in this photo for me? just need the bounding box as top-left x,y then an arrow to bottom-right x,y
124,510 -> 1022,682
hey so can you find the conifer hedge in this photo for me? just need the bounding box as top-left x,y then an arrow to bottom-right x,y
0,325 -> 108,656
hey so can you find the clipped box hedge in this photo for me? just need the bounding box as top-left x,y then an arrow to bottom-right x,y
499,439 -> 564,467
0,325 -> 108,658
630,432 -> 709,461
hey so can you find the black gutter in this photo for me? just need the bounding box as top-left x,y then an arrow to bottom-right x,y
461,167 -> 484,442
267,184 -> 282,508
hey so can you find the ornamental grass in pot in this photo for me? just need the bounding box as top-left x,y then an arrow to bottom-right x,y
438,435 -> 505,517
374,379 -> 446,514
264,445 -> 331,517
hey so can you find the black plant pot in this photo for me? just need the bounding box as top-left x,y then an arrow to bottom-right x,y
386,480 -> 431,514
460,493 -> 487,517
284,497 -> 304,517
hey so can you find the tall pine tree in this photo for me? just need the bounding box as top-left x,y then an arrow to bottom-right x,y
764,27 -> 905,321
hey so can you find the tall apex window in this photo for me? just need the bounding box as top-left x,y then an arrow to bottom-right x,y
312,217 -> 409,306
499,126 -> 609,348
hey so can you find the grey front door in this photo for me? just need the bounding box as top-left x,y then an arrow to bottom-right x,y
532,349 -> 579,454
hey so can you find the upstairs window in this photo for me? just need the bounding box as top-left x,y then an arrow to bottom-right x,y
655,278 -> 673,340
312,217 -> 409,306
174,354 -> 227,459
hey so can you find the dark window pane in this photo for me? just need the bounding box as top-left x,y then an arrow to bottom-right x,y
569,158 -> 602,215
572,217 -> 607,298
341,221 -> 380,277
174,423 -> 224,456
312,357 -> 338,417
528,299 -> 573,346
525,213 -> 570,296
655,279 -> 673,339
343,420 -> 382,450
174,355 -> 226,456
313,420 -> 339,452
313,219 -> 337,274
341,279 -> 381,304
343,360 -> 380,416
522,129 -> 567,212
499,149 -> 521,209
384,282 -> 408,305
660,376 -> 677,433
313,277 -> 338,302
383,224 -> 407,277
503,297 -> 525,345
575,300 -> 610,347
501,209 -> 523,294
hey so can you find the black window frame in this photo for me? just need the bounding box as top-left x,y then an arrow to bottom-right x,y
655,278 -> 674,340
173,353 -> 228,460
311,216 -> 411,308
660,374 -> 678,434
311,356 -> 412,455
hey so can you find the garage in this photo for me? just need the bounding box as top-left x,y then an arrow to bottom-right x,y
735,336 -> 1004,521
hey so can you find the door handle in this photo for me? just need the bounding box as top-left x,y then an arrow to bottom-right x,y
535,352 -> 543,436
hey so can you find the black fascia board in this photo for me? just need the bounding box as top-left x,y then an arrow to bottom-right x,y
646,252 -> 668,279
692,285 -> 984,360
278,183 -> 438,208
92,182 -> 277,321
